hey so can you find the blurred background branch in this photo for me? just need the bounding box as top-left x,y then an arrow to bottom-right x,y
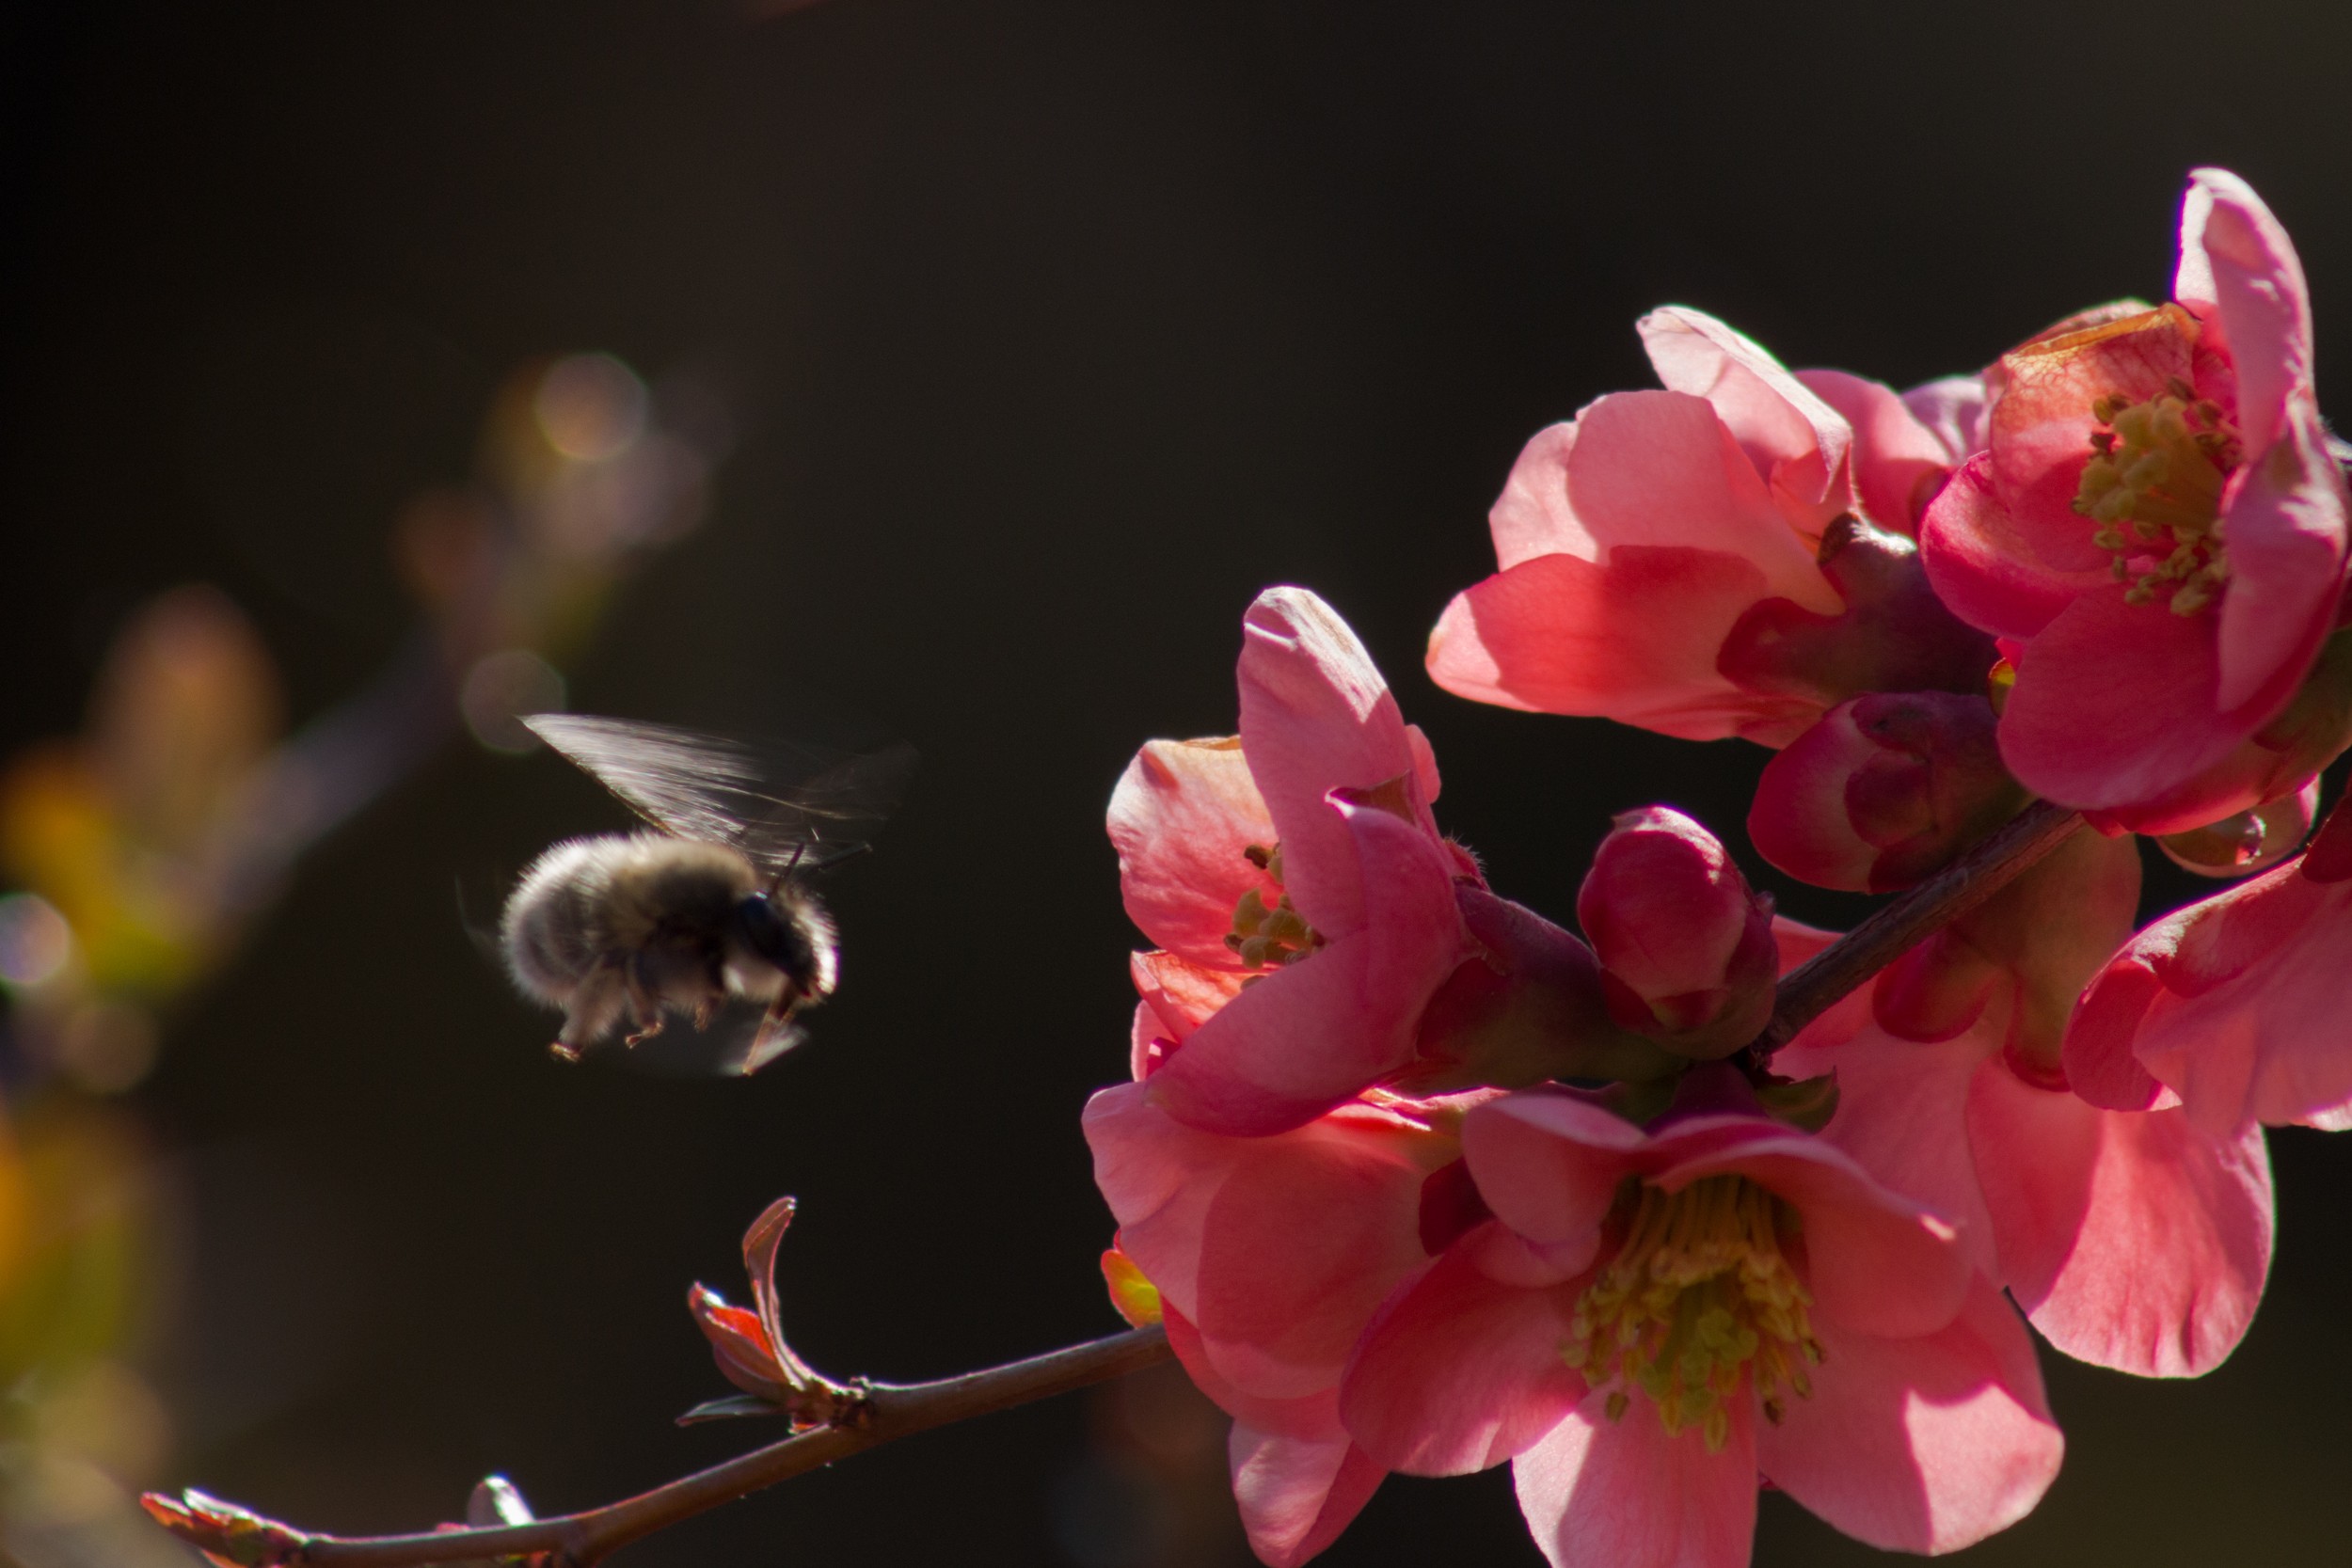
0,349 -> 727,1564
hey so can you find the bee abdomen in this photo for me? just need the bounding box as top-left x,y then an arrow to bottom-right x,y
499,834 -> 758,1005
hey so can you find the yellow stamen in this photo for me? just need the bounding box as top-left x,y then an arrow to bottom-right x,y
2072,383 -> 2239,617
1564,1176 -> 1822,1452
1225,843 -> 1323,970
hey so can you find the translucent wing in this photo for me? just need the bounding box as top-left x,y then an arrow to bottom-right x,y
523,714 -> 914,875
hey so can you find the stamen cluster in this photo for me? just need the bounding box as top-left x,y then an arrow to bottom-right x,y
1565,1175 -> 1823,1451
1225,842 -> 1322,970
2073,380 -> 2241,615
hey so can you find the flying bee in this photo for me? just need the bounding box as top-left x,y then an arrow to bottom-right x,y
500,713 -> 914,1074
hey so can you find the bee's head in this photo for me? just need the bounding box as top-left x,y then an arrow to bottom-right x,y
728,889 -> 838,1005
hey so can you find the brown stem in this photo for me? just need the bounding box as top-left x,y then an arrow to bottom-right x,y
148,1324 -> 1170,1568
1756,796 -> 2085,1052
148,800 -> 2086,1568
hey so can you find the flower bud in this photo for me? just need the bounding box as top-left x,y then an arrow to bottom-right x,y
1749,692 -> 2026,893
1577,807 -> 1775,1059
1716,514 -> 1997,718
1405,885 -> 1684,1092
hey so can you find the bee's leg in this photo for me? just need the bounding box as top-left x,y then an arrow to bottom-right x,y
738,988 -> 803,1072
693,950 -> 728,1031
621,953 -> 668,1047
554,962 -> 628,1061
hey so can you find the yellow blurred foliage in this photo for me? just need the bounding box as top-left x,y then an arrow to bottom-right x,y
0,587 -> 284,998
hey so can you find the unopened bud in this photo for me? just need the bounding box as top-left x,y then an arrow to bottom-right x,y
1405,885 -> 1685,1092
1749,692 -> 2026,893
1717,515 -> 1997,718
1578,807 -> 1775,1059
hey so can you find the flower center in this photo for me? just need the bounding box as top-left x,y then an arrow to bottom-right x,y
2072,381 -> 2241,616
1563,1175 -> 1821,1452
1225,843 -> 1322,970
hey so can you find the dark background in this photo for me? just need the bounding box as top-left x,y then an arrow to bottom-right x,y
7,2 -> 2350,1562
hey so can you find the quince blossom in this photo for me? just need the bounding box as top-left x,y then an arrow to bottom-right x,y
1919,168 -> 2352,833
1426,308 -> 1992,745
1338,1077 -> 2059,1568
1113,587 -> 1672,1136
1084,1081 -> 1473,1564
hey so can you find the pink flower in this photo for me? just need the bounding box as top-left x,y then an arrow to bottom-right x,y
2068,791 -> 2352,1133
1776,842 -> 2275,1381
1919,168 -> 2352,833
1109,587 -> 1478,1135
1578,807 -> 1775,1056
1339,1078 -> 2060,1568
1083,1079 -> 1477,1564
1426,308 -> 1991,745
1113,587 -> 1675,1135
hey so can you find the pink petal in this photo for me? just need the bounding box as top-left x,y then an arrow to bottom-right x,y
1338,1227 -> 1588,1476
1229,1425 -> 1387,1568
1652,1135 -> 1968,1341
1996,583 -> 2248,810
1899,374 -> 1991,467
1194,1120 -> 1448,1399
1513,1393 -> 1757,1568
1238,588 -> 1435,932
1131,950 -> 1248,1041
1110,737 -> 1277,965
2178,168 -> 2313,454
1490,421 -> 1587,570
1758,1276 -> 2059,1556
1968,1062 -> 2272,1377
1987,305 -> 2197,546
1745,704 -> 1884,893
1641,308 -> 1851,532
2061,950 -> 2174,1113
1426,548 -> 1815,742
1461,1089 -> 1649,1246
1771,914 -> 1839,969
1086,1086 -> 1446,1399
1130,1001 -> 1168,1081
1772,1019 -> 1999,1278
2129,863 -> 2352,1132
1143,801 -> 1470,1136
1165,1306 -> 1346,1441
1917,456 -> 2105,641
2212,405 -> 2348,713
1563,386 -> 1840,609
1796,368 -> 1955,532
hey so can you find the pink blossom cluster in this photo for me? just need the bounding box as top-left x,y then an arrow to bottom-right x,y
1087,169 -> 2347,1568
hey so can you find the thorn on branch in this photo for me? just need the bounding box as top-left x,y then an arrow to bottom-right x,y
682,1196 -> 868,1430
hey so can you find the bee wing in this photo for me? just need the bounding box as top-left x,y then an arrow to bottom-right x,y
522,714 -> 914,875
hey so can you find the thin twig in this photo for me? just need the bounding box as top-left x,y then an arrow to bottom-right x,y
149,1325 -> 1169,1568
1757,797 -> 2085,1051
